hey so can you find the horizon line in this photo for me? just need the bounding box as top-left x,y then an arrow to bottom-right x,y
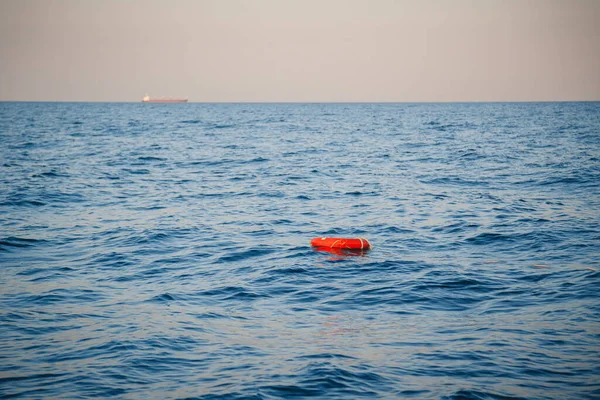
2,100 -> 600,104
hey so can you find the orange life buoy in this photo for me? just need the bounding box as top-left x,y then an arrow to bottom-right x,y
310,237 -> 371,250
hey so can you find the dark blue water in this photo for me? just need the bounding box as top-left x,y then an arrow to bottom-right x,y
1,102 -> 599,399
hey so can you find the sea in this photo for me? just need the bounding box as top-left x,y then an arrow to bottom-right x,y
1,101 -> 599,399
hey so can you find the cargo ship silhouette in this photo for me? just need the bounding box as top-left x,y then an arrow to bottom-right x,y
142,94 -> 188,103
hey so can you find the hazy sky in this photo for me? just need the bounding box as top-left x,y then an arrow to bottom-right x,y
1,0 -> 599,102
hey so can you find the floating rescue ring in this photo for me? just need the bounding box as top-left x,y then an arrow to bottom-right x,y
310,237 -> 371,250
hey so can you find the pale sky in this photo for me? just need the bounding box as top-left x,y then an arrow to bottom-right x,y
0,0 -> 599,102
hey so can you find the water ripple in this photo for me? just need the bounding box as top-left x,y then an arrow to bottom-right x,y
1,102 -> 599,399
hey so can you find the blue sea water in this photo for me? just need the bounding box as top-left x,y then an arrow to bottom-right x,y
0,101 -> 599,399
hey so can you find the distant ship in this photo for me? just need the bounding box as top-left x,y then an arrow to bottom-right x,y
142,94 -> 188,103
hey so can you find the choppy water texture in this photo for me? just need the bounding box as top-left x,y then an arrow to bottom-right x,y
1,102 -> 599,399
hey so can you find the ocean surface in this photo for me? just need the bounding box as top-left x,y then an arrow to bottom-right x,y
1,101 -> 599,399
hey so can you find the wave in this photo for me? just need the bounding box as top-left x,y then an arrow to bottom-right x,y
0,236 -> 46,251
1,101 -> 599,399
